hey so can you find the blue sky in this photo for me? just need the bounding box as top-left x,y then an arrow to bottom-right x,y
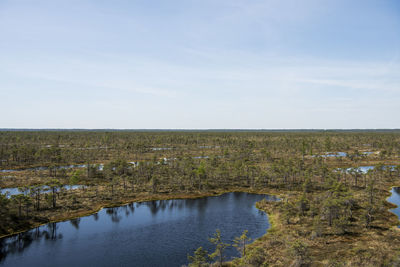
1,0 -> 399,129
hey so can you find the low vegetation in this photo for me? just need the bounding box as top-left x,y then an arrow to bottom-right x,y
1,130 -> 400,266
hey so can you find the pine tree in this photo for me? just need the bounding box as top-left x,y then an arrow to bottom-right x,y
209,229 -> 230,267
187,247 -> 208,267
233,230 -> 252,257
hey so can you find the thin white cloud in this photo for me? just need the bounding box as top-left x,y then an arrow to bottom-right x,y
0,0 -> 399,128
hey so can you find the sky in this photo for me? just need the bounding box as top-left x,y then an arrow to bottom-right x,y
0,0 -> 399,129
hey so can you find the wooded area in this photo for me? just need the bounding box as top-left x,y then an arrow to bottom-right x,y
1,130 -> 400,266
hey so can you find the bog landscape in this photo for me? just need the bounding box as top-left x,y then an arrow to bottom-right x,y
1,0 -> 399,266
1,130 -> 400,266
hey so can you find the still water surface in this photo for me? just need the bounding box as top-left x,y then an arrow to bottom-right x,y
387,187 -> 400,226
0,192 -> 277,267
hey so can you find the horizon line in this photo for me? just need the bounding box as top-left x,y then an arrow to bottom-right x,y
1,128 -> 400,132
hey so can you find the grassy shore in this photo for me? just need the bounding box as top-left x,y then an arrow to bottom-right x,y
229,185 -> 400,266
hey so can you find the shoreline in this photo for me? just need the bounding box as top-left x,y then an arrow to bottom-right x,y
0,187 -> 283,239
385,185 -> 400,230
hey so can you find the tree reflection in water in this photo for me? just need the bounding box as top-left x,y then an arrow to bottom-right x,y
0,222 -> 62,263
394,187 -> 400,195
70,218 -> 81,230
0,193 -> 276,266
142,198 -> 210,216
106,207 -> 121,223
92,213 -> 99,221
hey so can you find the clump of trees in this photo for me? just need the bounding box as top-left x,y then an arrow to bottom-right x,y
187,229 -> 251,267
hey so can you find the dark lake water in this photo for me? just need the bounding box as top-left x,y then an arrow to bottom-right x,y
387,187 -> 400,226
0,192 -> 277,267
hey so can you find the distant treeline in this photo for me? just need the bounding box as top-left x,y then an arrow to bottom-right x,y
1,129 -> 400,132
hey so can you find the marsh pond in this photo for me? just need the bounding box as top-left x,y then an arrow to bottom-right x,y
0,192 -> 277,267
